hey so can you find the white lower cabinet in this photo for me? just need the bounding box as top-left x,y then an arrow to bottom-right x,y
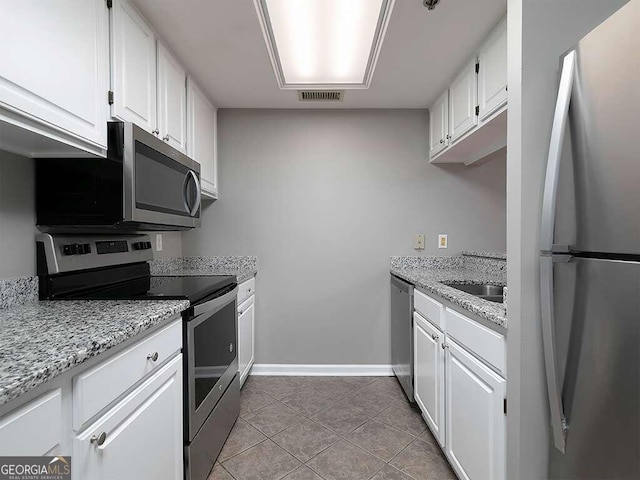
445,339 -> 506,480
0,389 -> 63,456
413,289 -> 506,480
73,354 -> 183,480
238,296 -> 255,386
413,312 -> 445,447
238,277 -> 256,387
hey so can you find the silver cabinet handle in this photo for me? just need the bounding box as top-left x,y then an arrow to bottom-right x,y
229,343 -> 234,353
247,288 -> 252,293
163,134 -> 170,141
147,352 -> 159,362
431,333 -> 439,341
152,128 -> 159,135
439,139 -> 444,144
441,343 -> 449,350
539,50 -> 575,455
90,432 -> 107,446
239,310 -> 244,315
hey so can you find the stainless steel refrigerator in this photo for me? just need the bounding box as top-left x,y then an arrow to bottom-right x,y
540,1 -> 640,478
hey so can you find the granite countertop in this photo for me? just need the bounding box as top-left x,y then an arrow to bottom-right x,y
390,254 -> 507,328
150,256 -> 258,283
0,299 -> 189,407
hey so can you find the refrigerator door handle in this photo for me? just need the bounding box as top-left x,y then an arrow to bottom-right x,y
540,51 -> 576,253
540,255 -> 569,453
539,50 -> 576,455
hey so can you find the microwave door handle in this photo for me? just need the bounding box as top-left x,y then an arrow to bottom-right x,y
189,171 -> 201,217
182,171 -> 192,214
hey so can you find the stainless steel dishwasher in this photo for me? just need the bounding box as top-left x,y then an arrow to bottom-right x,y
391,275 -> 414,402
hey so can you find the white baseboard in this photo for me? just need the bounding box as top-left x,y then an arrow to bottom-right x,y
249,364 -> 394,377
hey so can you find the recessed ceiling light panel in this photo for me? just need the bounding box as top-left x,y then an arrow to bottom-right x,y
254,0 -> 395,89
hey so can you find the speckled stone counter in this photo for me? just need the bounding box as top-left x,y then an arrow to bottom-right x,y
0,277 -> 38,310
390,253 -> 507,328
150,256 -> 257,283
0,299 -> 189,407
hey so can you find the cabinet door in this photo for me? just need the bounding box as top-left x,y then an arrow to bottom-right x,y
110,0 -> 157,133
0,0 -> 108,149
187,78 -> 218,198
413,313 -> 445,447
0,389 -> 62,456
238,296 -> 255,387
445,339 -> 505,480
74,355 -> 183,480
478,18 -> 507,121
449,58 -> 478,142
157,42 -> 187,153
429,90 -> 449,158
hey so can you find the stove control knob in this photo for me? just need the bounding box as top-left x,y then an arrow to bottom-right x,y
63,244 -> 79,255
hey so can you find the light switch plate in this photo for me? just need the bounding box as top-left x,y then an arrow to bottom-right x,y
414,234 -> 425,250
438,234 -> 448,249
156,233 -> 163,252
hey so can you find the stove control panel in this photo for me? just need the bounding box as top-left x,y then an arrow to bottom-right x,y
62,243 -> 92,256
36,233 -> 154,275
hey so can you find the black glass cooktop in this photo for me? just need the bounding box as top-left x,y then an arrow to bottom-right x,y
64,274 -> 236,305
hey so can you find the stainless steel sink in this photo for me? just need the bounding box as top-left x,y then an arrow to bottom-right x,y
444,283 -> 504,303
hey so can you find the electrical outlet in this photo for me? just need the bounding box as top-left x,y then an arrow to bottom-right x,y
156,233 -> 163,252
414,234 -> 425,250
438,234 -> 448,249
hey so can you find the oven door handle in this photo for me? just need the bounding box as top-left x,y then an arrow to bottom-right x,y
192,286 -> 238,320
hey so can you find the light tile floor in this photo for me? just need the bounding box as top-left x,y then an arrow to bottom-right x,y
208,376 -> 456,480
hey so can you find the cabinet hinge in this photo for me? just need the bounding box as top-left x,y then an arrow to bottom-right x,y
475,105 -> 480,116
475,62 -> 480,74
503,398 -> 507,415
106,0 -> 113,8
108,90 -> 114,105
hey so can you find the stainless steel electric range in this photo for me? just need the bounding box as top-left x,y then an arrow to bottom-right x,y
36,233 -> 240,480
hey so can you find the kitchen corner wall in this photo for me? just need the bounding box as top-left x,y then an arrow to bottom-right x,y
183,109 -> 506,365
0,149 -> 182,280
0,150 -> 38,278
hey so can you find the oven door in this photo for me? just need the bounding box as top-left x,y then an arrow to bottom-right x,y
186,286 -> 238,440
120,122 -> 201,229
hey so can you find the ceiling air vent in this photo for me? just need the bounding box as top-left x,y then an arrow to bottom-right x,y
298,90 -> 344,102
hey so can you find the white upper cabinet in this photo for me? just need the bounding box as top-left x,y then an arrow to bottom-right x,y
157,42 -> 187,153
428,15 -> 507,165
0,0 -> 108,156
445,339 -> 506,480
187,78 -> 218,198
109,0 -> 157,134
413,312 -> 445,447
428,90 -> 449,158
478,18 -> 507,121
449,58 -> 479,142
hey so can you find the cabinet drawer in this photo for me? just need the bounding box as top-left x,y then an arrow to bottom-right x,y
445,308 -> 505,375
0,389 -> 62,456
414,289 -> 444,330
73,319 -> 182,430
237,277 -> 255,306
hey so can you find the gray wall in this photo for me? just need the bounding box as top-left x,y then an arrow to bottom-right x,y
0,151 -> 37,278
0,150 -> 182,280
183,109 -> 507,365
506,1 -> 629,478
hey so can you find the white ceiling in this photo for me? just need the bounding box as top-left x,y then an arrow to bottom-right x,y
131,0 -> 507,109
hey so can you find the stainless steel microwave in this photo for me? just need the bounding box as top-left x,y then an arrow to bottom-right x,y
36,122 -> 201,231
